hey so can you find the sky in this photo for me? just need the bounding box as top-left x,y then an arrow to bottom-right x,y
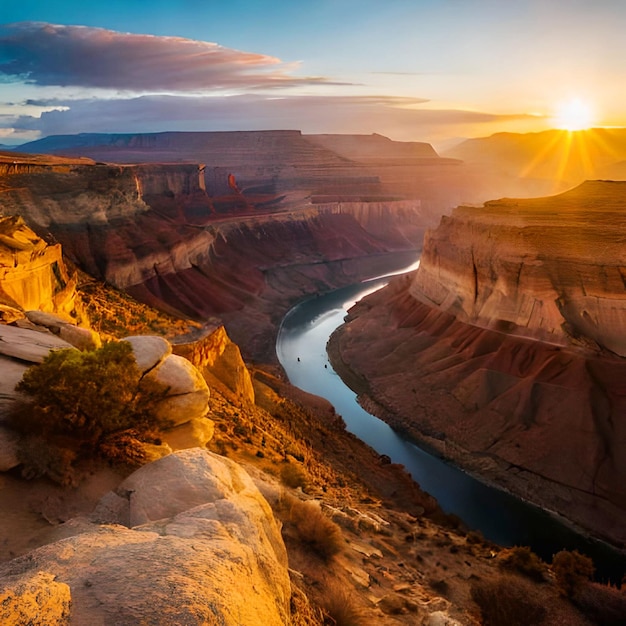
1,0 -> 625,148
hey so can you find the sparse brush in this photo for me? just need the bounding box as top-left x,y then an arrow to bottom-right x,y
498,545 -> 547,582
281,462 -> 308,490
319,580 -> 368,626
290,499 -> 344,560
572,580 -> 626,625
471,575 -> 547,626
17,435 -> 77,487
552,550 -> 595,597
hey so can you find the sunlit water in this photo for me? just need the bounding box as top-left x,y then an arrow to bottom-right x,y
276,263 -> 625,582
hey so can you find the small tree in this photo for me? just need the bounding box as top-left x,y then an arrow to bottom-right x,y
552,550 -> 595,596
11,341 -> 171,479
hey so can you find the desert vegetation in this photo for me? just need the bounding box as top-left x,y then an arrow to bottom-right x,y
9,341 -> 171,483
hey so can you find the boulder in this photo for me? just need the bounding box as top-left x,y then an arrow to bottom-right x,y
25,310 -> 101,351
0,449 -> 291,625
160,417 -> 215,450
0,324 -> 73,364
0,570 -> 71,626
58,324 -> 101,351
123,335 -> 171,372
149,354 -> 210,427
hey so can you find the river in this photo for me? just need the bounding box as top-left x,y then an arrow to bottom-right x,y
276,262 -> 625,583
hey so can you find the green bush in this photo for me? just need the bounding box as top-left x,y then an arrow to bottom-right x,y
552,550 -> 595,596
11,341 -> 171,479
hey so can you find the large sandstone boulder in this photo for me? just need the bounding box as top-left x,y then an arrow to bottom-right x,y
122,334 -> 171,372
25,310 -> 101,351
0,449 -> 291,625
0,324 -> 73,364
123,335 -> 211,430
148,354 -> 210,427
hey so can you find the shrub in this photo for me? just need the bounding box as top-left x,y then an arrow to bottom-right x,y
499,546 -> 547,582
290,499 -> 344,560
572,581 -> 626,625
281,463 -> 308,490
471,575 -> 547,626
319,580 -> 368,626
17,435 -> 77,486
552,550 -> 595,596
11,341 -> 171,478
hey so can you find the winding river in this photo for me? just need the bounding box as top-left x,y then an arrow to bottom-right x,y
276,262 -> 625,583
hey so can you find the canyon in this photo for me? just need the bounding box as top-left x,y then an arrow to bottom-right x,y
1,131 -> 625,623
1,131 -> 467,360
330,180 -> 626,547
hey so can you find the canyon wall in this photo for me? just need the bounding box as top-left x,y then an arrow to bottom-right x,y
0,131 -> 445,360
330,181 -> 626,546
0,215 -> 81,323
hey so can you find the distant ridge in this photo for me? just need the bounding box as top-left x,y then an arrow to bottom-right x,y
445,127 -> 626,184
305,133 -> 440,159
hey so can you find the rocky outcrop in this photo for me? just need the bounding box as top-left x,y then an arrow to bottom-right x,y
25,310 -> 101,351
0,449 -> 291,625
172,323 -> 255,404
0,326 -> 213,459
122,335 -> 212,440
0,216 -> 80,323
412,181 -> 626,355
330,181 -> 626,546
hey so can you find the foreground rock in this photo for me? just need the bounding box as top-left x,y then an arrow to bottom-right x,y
0,449 -> 291,625
330,181 -> 626,546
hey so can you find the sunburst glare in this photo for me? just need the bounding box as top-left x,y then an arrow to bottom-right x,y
554,98 -> 595,131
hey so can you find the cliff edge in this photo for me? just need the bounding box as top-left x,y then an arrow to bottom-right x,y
330,181 -> 626,546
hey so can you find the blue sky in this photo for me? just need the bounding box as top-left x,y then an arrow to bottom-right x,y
1,1 -> 625,147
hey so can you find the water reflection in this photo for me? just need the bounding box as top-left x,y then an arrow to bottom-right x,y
276,270 -> 625,582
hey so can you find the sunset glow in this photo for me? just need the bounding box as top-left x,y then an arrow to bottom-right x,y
0,2 -> 624,146
554,98 -> 596,131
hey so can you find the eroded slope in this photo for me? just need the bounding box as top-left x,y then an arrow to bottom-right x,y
330,181 -> 626,546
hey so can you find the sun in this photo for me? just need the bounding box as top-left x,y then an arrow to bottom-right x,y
554,98 -> 595,131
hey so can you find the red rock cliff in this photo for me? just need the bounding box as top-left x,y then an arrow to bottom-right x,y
331,181 -> 626,546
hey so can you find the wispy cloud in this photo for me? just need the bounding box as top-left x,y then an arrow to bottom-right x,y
10,93 -> 539,142
0,22 -> 338,92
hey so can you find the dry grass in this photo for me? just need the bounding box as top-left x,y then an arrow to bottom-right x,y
319,580 -> 368,626
498,545 -> 547,582
471,574 -> 547,626
289,499 -> 345,561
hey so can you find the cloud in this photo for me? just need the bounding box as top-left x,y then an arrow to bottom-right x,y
10,93 -> 539,143
0,22 -> 338,92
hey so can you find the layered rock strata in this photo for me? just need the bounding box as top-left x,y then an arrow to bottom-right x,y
330,181 -> 626,546
0,216 -> 80,323
0,156 -> 427,360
